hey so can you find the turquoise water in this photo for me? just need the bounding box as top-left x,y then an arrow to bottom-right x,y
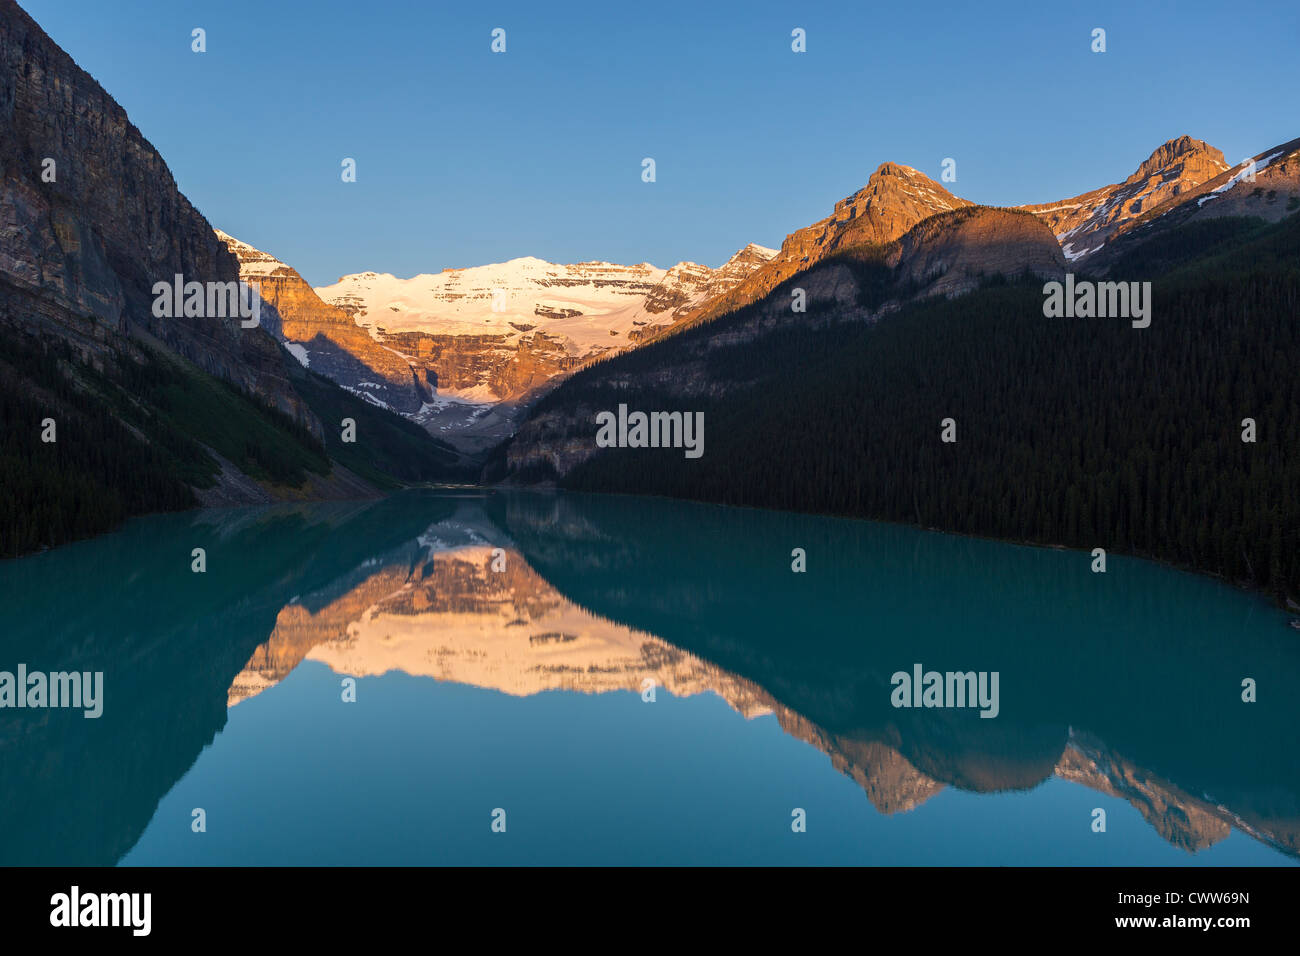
1,490 -> 1295,865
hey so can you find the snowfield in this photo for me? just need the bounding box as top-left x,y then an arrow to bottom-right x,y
314,249 -> 776,353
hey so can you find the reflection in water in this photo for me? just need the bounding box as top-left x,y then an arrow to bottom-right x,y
231,538 -> 775,717
1,490 -> 1296,864
497,493 -> 1300,859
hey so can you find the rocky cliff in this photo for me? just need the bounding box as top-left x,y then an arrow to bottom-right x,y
887,206 -> 1064,298
216,230 -> 429,416
0,1 -> 474,556
1085,136 -> 1300,271
1182,137 -> 1300,222
0,0 -> 311,426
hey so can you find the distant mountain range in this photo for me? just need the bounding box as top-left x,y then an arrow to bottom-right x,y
216,231 -> 775,452
214,134 -> 1299,460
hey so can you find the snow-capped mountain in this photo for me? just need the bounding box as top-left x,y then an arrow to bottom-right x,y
310,247 -> 774,452
216,134 -> 1299,461
216,231 -> 774,454
314,245 -> 777,353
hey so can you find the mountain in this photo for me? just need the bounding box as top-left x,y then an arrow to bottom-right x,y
683,139 -> 1283,330
269,137 -> 1293,463
314,257 -> 683,452
1179,137 -> 1300,221
0,0 -> 466,556
214,241 -> 774,454
1020,134 -> 1300,267
0,0 -> 306,422
233,148 -> 1264,461
1021,136 -> 1232,263
1082,136 -> 1300,270
216,229 -> 431,416
685,163 -> 975,327
493,181 -> 1068,483
493,137 -> 1300,603
316,245 -> 778,355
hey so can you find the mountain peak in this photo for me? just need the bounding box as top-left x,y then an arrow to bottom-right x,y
726,243 -> 779,266
1024,136 -> 1232,262
870,161 -> 922,180
216,229 -> 292,277
1126,135 -> 1226,185
849,161 -> 963,215
685,161 -> 972,324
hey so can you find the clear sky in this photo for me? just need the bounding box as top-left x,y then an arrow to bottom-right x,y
18,0 -> 1298,286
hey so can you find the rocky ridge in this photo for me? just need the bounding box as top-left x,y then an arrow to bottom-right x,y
688,162 -> 975,326
1021,136 -> 1232,262
216,229 -> 429,416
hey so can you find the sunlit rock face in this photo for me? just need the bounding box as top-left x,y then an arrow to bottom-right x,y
689,163 -> 974,326
215,235 -> 773,453
217,230 -> 429,416
1020,136 -> 1231,263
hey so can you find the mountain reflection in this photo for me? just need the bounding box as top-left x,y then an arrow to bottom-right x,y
1,490 -> 1296,865
229,522 -> 778,717
226,498 -> 1299,859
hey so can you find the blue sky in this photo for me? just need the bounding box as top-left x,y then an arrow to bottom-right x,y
20,0 -> 1298,286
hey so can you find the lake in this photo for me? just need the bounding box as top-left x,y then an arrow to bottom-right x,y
1,489 -> 1296,865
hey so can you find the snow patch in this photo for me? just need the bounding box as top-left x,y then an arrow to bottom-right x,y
283,342 -> 310,367
1197,151 -> 1287,207
342,386 -> 393,411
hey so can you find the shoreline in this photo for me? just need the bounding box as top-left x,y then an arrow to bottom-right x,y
6,481 -> 1297,621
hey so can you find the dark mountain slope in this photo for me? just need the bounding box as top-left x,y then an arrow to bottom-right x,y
0,0 -> 305,420
494,211 -> 1300,602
